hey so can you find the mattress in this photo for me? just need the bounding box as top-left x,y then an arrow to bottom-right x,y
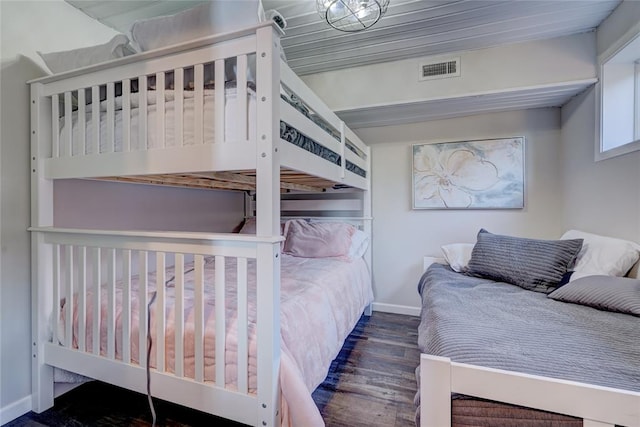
59,254 -> 373,426
415,263 -> 640,425
60,88 -> 256,155
58,88 -> 366,178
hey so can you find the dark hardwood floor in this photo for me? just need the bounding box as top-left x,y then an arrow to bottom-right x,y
5,312 -> 421,427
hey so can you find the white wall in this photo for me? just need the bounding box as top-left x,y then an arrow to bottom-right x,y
0,1 -> 244,423
355,108 -> 563,314
302,32 -> 596,112
0,1 -> 120,422
559,0 -> 640,243
560,88 -> 640,241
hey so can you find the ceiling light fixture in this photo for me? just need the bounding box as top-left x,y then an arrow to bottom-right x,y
316,0 -> 390,32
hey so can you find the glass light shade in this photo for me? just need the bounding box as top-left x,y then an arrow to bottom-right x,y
317,0 -> 390,32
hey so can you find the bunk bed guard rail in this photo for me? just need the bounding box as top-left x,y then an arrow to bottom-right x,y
30,227 -> 284,426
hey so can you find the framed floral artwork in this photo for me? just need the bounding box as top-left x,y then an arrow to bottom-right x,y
412,137 -> 525,209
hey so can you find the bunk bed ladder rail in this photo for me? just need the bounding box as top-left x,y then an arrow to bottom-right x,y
30,227 -> 283,426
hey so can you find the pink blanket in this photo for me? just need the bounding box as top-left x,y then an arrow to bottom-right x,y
61,254 -> 373,426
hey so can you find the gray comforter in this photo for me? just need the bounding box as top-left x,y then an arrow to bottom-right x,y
417,263 -> 640,393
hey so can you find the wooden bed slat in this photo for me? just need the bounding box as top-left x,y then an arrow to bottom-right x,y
156,72 -> 166,148
106,248 -> 116,360
52,245 -> 60,346
122,249 -> 132,364
97,172 -> 335,192
77,89 -> 86,155
174,253 -> 185,378
51,95 -> 59,158
237,257 -> 248,394
194,64 -> 204,145
63,92 -> 72,157
237,55 -> 248,142
215,59 -> 225,145
139,77 -> 147,151
91,86 -> 99,155
92,247 -> 101,356
215,255 -> 226,388
78,246 -> 87,353
175,69 -> 184,147
64,245 -> 73,349
156,252 -> 166,372
106,82 -> 115,153
138,251 -> 148,367
122,79 -> 131,152
194,255 -> 205,383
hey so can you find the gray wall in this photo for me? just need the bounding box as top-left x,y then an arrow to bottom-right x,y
559,0 -> 640,243
0,53 -> 43,423
560,87 -> 639,242
355,108 -> 564,312
54,180 -> 244,232
1,1 -> 119,420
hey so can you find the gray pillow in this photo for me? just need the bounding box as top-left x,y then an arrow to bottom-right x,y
467,229 -> 583,293
548,275 -> 640,316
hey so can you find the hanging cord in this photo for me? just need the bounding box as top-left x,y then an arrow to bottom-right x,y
147,290 -> 158,427
146,265 -> 196,426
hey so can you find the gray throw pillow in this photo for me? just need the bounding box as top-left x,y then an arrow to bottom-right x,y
548,275 -> 640,316
467,229 -> 583,293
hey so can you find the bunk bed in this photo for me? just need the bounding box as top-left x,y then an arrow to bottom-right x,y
416,232 -> 640,427
29,22 -> 372,427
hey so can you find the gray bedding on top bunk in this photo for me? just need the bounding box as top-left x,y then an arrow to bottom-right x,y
417,263 -> 640,393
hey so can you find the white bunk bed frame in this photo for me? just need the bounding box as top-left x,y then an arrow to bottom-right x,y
29,22 -> 371,427
419,258 -> 640,427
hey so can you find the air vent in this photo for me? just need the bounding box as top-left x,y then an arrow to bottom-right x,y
418,57 -> 460,81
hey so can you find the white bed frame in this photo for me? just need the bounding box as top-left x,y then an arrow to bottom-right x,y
29,22 -> 371,427
420,257 -> 640,427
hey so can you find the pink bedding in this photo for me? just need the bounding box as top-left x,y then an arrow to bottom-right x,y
60,254 -> 373,426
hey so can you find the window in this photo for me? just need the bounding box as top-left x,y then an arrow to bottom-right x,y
596,25 -> 640,161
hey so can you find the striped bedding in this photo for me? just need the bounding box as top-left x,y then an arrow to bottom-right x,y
416,263 -> 640,424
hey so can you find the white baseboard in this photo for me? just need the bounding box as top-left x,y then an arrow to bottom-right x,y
372,302 -> 420,317
0,395 -> 31,425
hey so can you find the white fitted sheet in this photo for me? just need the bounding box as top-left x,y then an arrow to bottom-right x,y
59,88 -> 257,156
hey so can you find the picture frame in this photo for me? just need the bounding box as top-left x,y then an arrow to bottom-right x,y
412,137 -> 525,209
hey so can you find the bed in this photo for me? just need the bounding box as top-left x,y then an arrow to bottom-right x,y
416,230 -> 640,427
29,17 -> 372,427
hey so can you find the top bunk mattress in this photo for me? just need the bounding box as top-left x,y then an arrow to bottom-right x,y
58,86 -> 366,178
417,263 -> 640,393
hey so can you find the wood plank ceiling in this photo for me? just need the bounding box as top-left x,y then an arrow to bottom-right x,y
65,0 -> 620,126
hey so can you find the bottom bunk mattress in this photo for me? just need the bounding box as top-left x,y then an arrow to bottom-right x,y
59,254 -> 374,426
415,263 -> 640,426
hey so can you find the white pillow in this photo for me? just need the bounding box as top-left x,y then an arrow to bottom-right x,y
38,34 -> 133,74
129,1 -> 264,52
441,243 -> 475,273
561,230 -> 640,280
628,260 -> 640,279
348,229 -> 370,260
129,1 -> 285,83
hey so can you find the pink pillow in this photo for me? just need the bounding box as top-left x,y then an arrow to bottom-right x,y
239,217 -> 256,234
283,220 -> 355,258
239,217 -> 284,235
